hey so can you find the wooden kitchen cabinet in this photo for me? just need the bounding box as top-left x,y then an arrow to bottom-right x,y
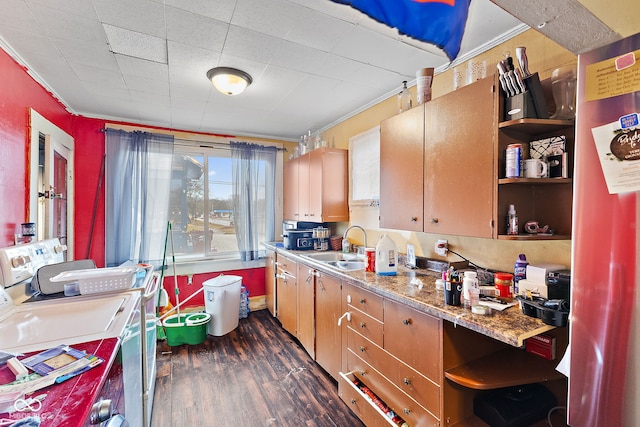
275,254 -> 297,336
380,105 -> 425,231
423,76 -> 496,237
297,263 -> 316,358
283,148 -> 348,222
380,76 -> 495,238
496,117 -> 574,240
265,249 -> 276,316
314,271 -> 343,379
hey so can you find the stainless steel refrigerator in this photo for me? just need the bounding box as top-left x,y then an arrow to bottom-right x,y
569,32 -> 640,425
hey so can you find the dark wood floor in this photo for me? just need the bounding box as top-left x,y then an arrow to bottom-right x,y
151,309 -> 365,427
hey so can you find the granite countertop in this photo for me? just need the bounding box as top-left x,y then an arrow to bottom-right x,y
265,243 -> 555,347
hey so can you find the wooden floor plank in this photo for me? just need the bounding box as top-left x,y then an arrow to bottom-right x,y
151,309 -> 365,427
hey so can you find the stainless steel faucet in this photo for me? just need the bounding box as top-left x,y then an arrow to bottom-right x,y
343,225 -> 367,251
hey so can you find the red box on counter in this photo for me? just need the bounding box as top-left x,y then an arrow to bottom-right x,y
526,334 -> 556,360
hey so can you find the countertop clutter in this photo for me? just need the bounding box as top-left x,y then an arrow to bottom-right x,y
266,243 -> 555,347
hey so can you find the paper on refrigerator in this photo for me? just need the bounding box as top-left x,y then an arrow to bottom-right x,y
591,114 -> 640,194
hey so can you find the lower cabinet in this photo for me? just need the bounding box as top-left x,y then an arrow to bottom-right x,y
275,254 -> 297,336
339,284 -> 441,427
297,263 -> 316,358
314,271 -> 343,379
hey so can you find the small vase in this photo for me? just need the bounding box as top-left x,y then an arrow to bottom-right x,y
550,66 -> 577,120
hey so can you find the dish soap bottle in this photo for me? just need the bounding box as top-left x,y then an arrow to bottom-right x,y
397,81 -> 412,114
513,254 -> 528,296
375,235 -> 398,276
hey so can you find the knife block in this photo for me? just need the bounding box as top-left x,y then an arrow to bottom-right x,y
504,91 -> 536,121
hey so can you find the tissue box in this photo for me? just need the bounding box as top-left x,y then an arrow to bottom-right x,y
526,334 -> 557,360
529,136 -> 566,159
526,264 -> 566,284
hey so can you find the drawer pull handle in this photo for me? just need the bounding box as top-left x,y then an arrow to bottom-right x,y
403,408 -> 411,415
359,298 -> 366,304
360,346 -> 366,352
359,322 -> 366,328
360,371 -> 366,376
430,217 -> 439,224
403,378 -> 411,385
350,398 -> 356,405
402,318 -> 412,325
410,216 -> 418,222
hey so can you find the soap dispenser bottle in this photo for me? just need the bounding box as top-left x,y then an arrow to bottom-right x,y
397,81 -> 412,114
506,204 -> 518,235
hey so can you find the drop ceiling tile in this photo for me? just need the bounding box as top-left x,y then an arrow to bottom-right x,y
289,0 -> 365,25
31,5 -> 104,44
271,40 -> 328,74
94,0 -> 166,38
168,41 -> 221,76
69,62 -> 126,87
222,25 -> 281,64
0,0 -> 39,29
232,0 -> 302,38
284,10 -> 354,52
53,35 -> 119,70
166,6 -> 228,51
103,24 -> 167,64
26,0 -> 98,19
166,0 -> 238,23
123,74 -> 170,96
115,54 -> 168,81
216,53 -> 268,81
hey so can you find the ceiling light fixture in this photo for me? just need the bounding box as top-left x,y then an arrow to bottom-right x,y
206,67 -> 253,96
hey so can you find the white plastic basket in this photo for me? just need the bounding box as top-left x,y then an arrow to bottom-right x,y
50,266 -> 138,295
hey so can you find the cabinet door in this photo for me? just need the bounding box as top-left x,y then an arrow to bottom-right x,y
315,272 -> 342,379
297,154 -> 311,219
265,250 -> 276,316
283,158 -> 299,221
380,105 -> 425,231
276,255 -> 297,335
297,263 -> 316,358
424,77 -> 496,237
318,148 -> 349,222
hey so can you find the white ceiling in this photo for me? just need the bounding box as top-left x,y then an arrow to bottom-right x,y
0,0 -> 616,141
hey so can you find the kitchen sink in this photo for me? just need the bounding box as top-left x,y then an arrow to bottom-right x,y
301,252 -> 366,272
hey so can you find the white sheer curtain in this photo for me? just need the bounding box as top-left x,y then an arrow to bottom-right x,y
105,129 -> 174,266
230,141 -> 277,261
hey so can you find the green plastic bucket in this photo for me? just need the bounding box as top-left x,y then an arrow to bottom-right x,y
163,312 -> 211,346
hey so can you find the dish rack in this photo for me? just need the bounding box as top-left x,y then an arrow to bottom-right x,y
51,266 -> 138,295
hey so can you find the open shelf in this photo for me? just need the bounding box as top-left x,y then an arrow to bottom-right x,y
498,177 -> 573,185
498,118 -> 574,134
444,348 -> 565,390
497,234 -> 571,241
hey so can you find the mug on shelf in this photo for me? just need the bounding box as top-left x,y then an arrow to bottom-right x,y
523,158 -> 549,178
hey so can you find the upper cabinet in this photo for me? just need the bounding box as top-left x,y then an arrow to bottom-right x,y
380,75 -> 496,238
283,148 -> 349,223
423,76 -> 496,237
380,105 -> 425,232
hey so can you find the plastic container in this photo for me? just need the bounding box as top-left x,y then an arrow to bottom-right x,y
513,254 -> 529,295
375,235 -> 397,276
202,275 -> 242,336
495,272 -> 514,298
462,271 -> 479,303
506,205 -> 518,235
51,266 -> 137,295
239,285 -> 250,319
163,312 -> 211,346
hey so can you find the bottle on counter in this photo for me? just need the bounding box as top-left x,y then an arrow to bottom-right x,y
375,235 -> 398,276
397,81 -> 412,113
506,204 -> 518,235
342,238 -> 351,253
513,254 -> 528,296
462,270 -> 479,306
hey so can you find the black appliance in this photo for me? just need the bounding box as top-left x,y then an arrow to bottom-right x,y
282,221 -> 325,251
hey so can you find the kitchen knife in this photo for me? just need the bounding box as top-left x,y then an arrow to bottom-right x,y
496,64 -> 510,95
506,70 -> 521,95
497,61 -> 515,97
514,68 -> 527,93
516,47 -> 531,77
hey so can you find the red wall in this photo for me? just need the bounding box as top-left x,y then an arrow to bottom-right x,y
0,47 -> 265,299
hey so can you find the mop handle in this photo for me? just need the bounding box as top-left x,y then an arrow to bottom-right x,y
168,222 -> 180,318
157,286 -> 205,322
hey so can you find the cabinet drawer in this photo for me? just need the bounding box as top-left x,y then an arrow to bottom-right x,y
348,328 -> 440,418
338,375 -> 388,427
346,284 -> 384,321
347,351 -> 440,427
348,307 -> 384,347
384,300 -> 442,383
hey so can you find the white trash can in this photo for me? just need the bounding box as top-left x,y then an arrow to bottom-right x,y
202,274 -> 243,336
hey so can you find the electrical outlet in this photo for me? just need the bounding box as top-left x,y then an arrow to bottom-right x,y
435,239 -> 448,256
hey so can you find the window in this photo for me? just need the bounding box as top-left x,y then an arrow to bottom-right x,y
169,143 -> 277,261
